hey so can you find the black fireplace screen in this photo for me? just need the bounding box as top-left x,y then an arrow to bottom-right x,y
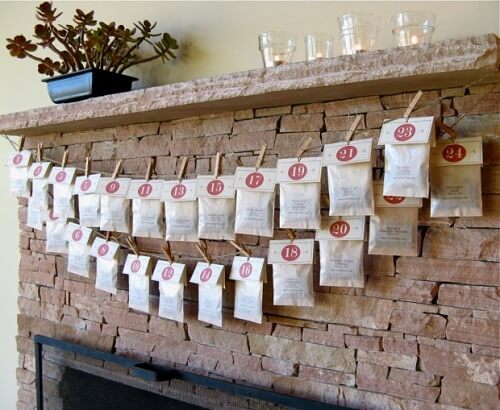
34,335 -> 344,410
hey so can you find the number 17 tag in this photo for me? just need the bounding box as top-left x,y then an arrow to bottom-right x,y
323,138 -> 373,166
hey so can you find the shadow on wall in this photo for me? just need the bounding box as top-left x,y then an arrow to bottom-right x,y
129,37 -> 206,89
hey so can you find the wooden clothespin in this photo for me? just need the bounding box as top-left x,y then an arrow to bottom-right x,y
105,231 -> 111,241
111,159 -> 123,180
286,229 -> 296,242
145,157 -> 155,181
255,144 -> 267,169
61,149 -> 68,168
229,240 -> 251,258
84,155 -> 91,177
345,115 -> 363,144
177,156 -> 188,182
18,135 -> 25,152
37,143 -> 43,162
126,236 -> 139,256
162,242 -> 174,263
403,90 -> 423,121
435,119 -> 458,142
195,240 -> 211,264
295,135 -> 314,160
213,152 -> 221,178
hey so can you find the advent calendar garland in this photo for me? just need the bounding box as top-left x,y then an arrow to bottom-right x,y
6,89 -> 487,328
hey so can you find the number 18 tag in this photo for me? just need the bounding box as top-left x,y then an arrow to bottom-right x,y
430,137 -> 482,166
268,239 -> 314,264
323,138 -> 373,166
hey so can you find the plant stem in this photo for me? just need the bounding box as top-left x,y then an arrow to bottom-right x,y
51,28 -> 84,70
112,37 -> 144,72
24,51 -> 64,74
118,53 -> 162,73
80,28 -> 94,68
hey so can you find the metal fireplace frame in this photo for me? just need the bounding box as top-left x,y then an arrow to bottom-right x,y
34,335 -> 345,410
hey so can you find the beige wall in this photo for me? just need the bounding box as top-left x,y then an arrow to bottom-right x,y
0,1 -> 497,408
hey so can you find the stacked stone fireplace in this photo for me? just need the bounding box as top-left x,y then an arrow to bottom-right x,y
3,34 -> 499,409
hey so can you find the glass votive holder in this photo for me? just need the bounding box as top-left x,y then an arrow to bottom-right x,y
258,31 -> 296,68
338,12 -> 378,55
305,34 -> 334,61
392,11 -> 435,46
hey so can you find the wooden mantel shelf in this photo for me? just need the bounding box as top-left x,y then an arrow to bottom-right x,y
0,34 -> 498,137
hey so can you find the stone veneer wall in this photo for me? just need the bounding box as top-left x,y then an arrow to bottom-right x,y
16,85 -> 499,410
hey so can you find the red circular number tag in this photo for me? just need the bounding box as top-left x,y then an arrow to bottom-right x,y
394,124 -> 416,142
97,243 -> 109,257
281,244 -> 301,262
171,184 -> 187,199
245,172 -> 264,189
330,220 -> 350,238
106,180 -> 120,194
33,165 -> 43,177
162,266 -> 175,280
48,210 -> 58,221
207,179 -> 224,196
138,183 -> 153,198
239,262 -> 253,278
383,195 -> 405,204
72,229 -> 83,242
131,259 -> 141,273
442,144 -> 466,163
288,163 -> 308,181
12,154 -> 23,165
336,145 -> 358,162
200,267 -> 213,282
80,178 -> 92,192
55,170 -> 67,183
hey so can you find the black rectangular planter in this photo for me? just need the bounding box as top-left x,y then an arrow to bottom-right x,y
42,68 -> 138,104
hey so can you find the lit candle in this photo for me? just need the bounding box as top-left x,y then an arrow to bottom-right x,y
411,35 -> 419,45
273,54 -> 285,66
316,52 -> 323,58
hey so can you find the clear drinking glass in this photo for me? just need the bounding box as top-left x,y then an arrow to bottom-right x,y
258,31 -> 296,68
305,34 -> 334,61
338,12 -> 378,55
392,11 -> 435,46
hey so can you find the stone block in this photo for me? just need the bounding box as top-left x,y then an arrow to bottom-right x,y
299,365 -> 355,387
438,284 -> 499,312
357,350 -> 417,371
325,96 -> 383,116
390,310 -> 446,338
440,376 -> 500,408
446,316 -> 500,348
233,116 -> 279,134
365,276 -> 438,304
397,256 -> 500,286
420,344 -> 499,385
422,227 -> 500,262
280,113 -> 324,132
248,334 -> 355,373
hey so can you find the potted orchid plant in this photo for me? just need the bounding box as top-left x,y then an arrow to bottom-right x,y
6,2 -> 179,103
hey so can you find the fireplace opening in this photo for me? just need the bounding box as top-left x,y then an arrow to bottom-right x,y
59,367 -> 203,410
